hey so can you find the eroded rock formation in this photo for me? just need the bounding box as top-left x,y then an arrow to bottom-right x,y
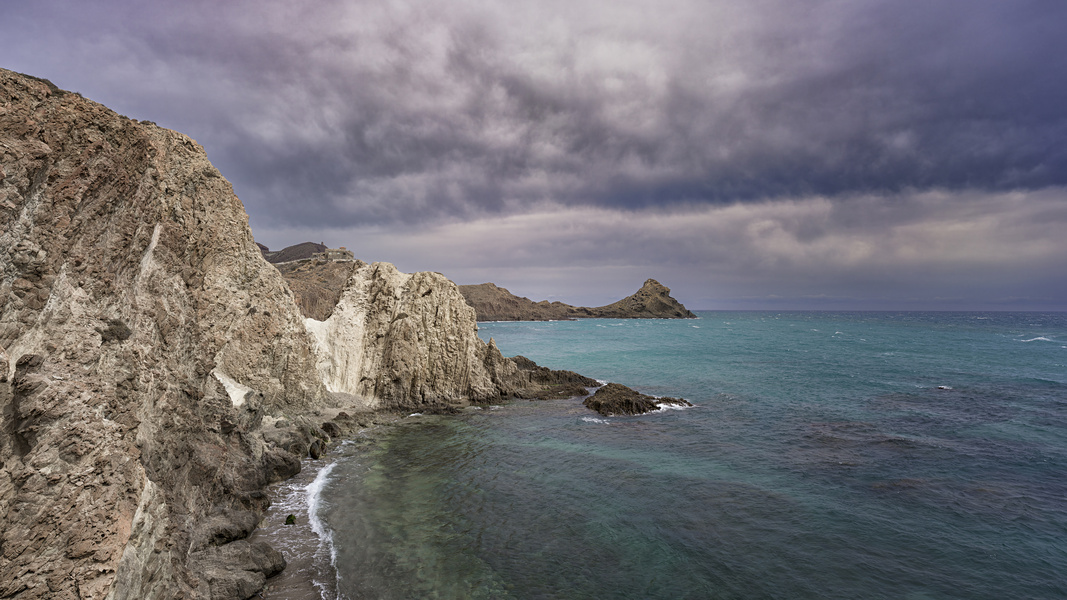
0,68 -> 600,599
459,278 -> 697,321
303,261 -> 599,411
0,68 -> 333,599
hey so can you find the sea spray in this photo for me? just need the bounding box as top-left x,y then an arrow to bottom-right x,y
254,458 -> 344,600
306,461 -> 341,599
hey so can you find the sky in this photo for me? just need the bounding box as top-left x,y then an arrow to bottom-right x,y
3,0 -> 1066,310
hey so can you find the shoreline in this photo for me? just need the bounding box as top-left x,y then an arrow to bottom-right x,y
254,413 -> 407,600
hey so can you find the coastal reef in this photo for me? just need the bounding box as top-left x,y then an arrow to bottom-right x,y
459,278 -> 696,321
0,69 -> 597,599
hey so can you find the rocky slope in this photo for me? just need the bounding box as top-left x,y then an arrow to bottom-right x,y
0,68 -> 600,599
459,278 -> 697,321
274,258 -> 365,321
257,241 -> 326,264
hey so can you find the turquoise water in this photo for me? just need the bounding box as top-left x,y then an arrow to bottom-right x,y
314,312 -> 1067,599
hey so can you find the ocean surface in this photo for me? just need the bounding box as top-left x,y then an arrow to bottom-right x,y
268,312 -> 1067,599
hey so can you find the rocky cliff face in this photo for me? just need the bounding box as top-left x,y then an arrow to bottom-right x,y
0,68 -> 598,599
303,261 -> 598,410
0,69 -> 329,599
459,278 -> 697,321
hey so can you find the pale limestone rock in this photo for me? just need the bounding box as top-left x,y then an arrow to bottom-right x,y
305,262 -> 500,410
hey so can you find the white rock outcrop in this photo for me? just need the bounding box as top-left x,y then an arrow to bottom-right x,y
305,262 -> 501,410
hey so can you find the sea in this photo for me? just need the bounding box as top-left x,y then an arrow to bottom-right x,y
259,311 -> 1067,599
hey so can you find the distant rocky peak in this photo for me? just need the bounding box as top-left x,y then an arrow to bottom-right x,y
458,278 -> 695,321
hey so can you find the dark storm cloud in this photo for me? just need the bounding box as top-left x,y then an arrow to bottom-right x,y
4,0 -> 1066,228
3,0 -> 1066,309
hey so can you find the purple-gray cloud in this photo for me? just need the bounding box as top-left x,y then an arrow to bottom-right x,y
3,0 -> 1065,308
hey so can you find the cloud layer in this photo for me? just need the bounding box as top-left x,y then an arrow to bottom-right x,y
3,0 -> 1065,308
260,188 -> 1067,309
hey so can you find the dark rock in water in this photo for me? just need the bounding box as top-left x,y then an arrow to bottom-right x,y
321,421 -> 341,438
513,381 -> 593,400
421,404 -> 463,415
285,514 -> 297,526
583,383 -> 692,416
308,438 -> 326,459
497,354 -> 600,400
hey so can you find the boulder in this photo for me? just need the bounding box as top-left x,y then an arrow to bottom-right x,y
582,383 -> 692,416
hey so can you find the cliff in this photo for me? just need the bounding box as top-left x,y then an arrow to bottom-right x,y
298,261 -> 598,409
459,278 -> 697,321
0,68 -> 597,599
0,68 -> 337,598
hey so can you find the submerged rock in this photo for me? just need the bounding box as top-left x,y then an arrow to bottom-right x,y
583,383 -> 693,416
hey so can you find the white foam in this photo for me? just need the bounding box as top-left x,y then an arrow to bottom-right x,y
654,402 -> 694,412
581,416 -> 609,424
306,462 -> 336,540
1019,337 -> 1054,343
306,461 -> 339,596
408,412 -> 423,417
